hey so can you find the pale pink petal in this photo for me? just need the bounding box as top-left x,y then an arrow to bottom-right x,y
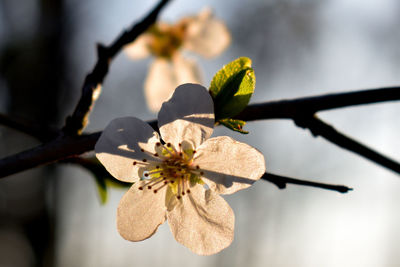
172,53 -> 202,85
194,136 -> 266,195
124,33 -> 152,59
117,181 -> 167,241
95,117 -> 160,183
158,83 -> 214,149
144,56 -> 202,113
167,184 -> 234,255
144,59 -> 177,112
183,8 -> 231,58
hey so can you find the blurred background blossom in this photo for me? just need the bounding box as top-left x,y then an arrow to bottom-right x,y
0,0 -> 400,266
125,7 -> 230,112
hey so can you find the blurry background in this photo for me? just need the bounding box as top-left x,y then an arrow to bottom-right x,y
0,0 -> 399,266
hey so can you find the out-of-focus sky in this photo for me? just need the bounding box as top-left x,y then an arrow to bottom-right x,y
1,0 -> 400,266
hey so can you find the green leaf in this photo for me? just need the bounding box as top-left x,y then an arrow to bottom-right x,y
219,118 -> 249,134
93,174 -> 108,205
90,169 -> 131,204
78,157 -> 130,205
209,57 -> 255,120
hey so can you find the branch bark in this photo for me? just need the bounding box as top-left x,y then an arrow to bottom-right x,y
62,0 -> 171,135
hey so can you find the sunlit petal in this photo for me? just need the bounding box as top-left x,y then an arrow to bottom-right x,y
117,181 -> 167,241
95,117 -> 160,182
158,83 -> 214,148
195,136 -> 266,195
167,184 -> 234,255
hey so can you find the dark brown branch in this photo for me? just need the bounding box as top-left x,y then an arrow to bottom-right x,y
236,87 -> 400,121
295,115 -> 400,175
66,156 -> 352,193
62,0 -> 171,135
0,113 -> 59,142
262,173 -> 353,193
0,133 -> 100,178
1,87 -> 399,179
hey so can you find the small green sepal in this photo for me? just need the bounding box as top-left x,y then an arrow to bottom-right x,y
219,118 -> 249,134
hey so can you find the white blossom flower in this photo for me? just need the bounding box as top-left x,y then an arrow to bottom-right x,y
125,8 -> 231,112
95,84 -> 265,255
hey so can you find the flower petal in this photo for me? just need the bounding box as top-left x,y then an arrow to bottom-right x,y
158,83 -> 214,149
145,59 -> 177,112
183,8 -> 231,58
144,56 -> 202,113
124,33 -> 152,59
173,53 -> 202,84
117,181 -> 167,241
167,184 -> 234,255
95,117 -> 160,183
194,136 -> 266,195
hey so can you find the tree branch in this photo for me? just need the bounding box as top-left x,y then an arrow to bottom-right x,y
62,0 -> 171,135
235,87 -> 400,121
0,133 -> 100,178
0,87 -> 399,179
294,115 -> 400,175
262,173 -> 353,193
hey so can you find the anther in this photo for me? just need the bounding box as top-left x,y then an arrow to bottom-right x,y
156,142 -> 161,146
133,161 -> 137,165
177,196 -> 181,199
182,192 -> 185,195
142,159 -> 147,162
153,190 -> 158,193
164,181 -> 168,184
196,165 -> 200,169
200,171 -> 204,175
167,143 -> 171,147
178,143 -> 182,147
186,189 -> 191,193
193,150 -> 196,154
140,149 -> 144,152
138,187 -> 143,190
154,153 -> 158,157
147,186 -> 152,189
156,165 -> 159,169
144,173 -> 149,177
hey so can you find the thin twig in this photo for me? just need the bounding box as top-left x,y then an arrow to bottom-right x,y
262,173 -> 353,193
62,0 -> 171,135
295,115 -> 400,175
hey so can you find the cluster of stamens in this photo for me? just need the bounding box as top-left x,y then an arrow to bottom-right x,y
133,142 -> 204,199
